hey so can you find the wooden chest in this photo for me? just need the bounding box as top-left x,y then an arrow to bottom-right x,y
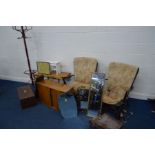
17,85 -> 37,109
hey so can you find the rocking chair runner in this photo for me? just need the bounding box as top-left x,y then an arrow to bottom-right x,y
101,62 -> 139,118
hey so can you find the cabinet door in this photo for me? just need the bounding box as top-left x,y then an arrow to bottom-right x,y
50,89 -> 62,111
37,84 -> 52,108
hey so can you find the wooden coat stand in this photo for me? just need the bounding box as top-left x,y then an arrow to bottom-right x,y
12,26 -> 34,86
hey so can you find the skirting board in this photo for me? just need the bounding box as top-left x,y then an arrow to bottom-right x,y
0,75 -> 154,100
0,75 -> 30,83
129,91 -> 155,100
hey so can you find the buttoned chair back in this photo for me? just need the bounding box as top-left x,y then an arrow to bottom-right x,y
102,62 -> 139,105
71,57 -> 98,91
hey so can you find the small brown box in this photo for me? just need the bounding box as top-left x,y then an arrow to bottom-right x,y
90,113 -> 123,129
17,85 -> 37,109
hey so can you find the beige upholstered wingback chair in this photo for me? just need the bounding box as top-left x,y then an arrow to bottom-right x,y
102,62 -> 139,106
70,57 -> 98,91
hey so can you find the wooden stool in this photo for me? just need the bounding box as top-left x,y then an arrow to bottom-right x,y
17,85 -> 37,109
90,113 -> 123,129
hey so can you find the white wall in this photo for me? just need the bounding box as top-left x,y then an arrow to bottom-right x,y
0,26 -> 38,82
0,26 -> 155,100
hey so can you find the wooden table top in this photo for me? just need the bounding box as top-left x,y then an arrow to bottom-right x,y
35,72 -> 71,80
37,80 -> 73,93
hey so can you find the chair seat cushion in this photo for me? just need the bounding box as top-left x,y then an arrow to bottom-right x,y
102,86 -> 126,105
69,81 -> 90,91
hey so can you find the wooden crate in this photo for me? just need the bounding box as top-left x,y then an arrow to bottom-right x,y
17,85 -> 37,109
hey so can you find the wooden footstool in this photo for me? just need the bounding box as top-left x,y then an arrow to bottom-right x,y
17,85 -> 37,109
90,113 -> 123,129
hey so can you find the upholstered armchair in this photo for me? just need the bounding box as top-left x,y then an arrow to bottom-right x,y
101,62 -> 139,117
70,57 -> 98,91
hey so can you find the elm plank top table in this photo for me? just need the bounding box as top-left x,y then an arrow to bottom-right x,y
37,80 -> 73,93
34,72 -> 72,84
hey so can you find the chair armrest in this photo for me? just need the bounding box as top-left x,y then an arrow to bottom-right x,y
69,74 -> 75,79
123,90 -> 130,101
63,74 -> 75,84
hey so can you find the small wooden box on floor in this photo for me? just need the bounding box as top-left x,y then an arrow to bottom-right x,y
90,113 -> 123,129
17,85 -> 37,109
